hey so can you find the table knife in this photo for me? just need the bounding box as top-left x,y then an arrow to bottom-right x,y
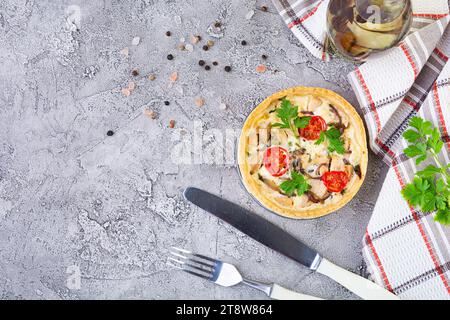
184,187 -> 399,300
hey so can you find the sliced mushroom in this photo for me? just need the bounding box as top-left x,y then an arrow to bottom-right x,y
289,149 -> 306,173
298,110 -> 314,117
306,191 -> 320,203
262,178 -> 280,192
307,190 -> 331,203
354,164 -> 362,179
317,163 -> 329,176
303,163 -> 329,179
344,164 -> 354,178
344,137 -> 351,153
329,104 -> 342,125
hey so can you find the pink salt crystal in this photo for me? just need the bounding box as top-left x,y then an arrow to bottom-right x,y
170,72 -> 178,82
121,88 -> 131,96
256,65 -> 267,73
195,97 -> 205,107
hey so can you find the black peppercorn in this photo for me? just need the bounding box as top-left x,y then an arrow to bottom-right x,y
261,54 -> 267,60
214,21 -> 221,28
131,69 -> 139,76
212,61 -> 218,66
205,65 -> 211,71
202,45 -> 209,51
165,31 -> 171,36
164,101 -> 170,106
167,54 -> 174,60
241,40 -> 247,46
224,66 -> 231,72
261,5 -> 268,12
107,130 -> 114,136
198,60 -> 205,66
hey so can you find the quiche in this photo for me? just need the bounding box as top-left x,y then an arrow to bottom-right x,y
238,87 -> 368,219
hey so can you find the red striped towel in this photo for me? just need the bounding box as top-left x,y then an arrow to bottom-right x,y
272,0 -> 450,299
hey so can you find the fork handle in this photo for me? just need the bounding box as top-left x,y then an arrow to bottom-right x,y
269,284 -> 323,300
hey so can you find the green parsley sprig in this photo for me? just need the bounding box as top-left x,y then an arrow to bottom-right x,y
272,98 -> 311,136
401,117 -> 450,225
280,171 -> 310,196
315,126 -> 345,154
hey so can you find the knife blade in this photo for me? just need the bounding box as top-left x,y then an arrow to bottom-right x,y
184,186 -> 321,269
184,187 -> 399,300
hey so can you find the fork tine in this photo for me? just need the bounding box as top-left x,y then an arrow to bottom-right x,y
166,260 -> 183,270
169,248 -> 216,268
169,253 -> 215,273
167,247 -> 221,281
171,247 -> 217,263
184,269 -> 213,280
167,259 -> 212,280
192,253 -> 218,264
184,261 -> 214,274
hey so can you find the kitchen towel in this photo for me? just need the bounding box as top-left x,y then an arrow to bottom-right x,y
272,0 -> 450,299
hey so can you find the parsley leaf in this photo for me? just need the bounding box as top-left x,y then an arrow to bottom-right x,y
416,165 -> 442,178
294,116 -> 311,129
272,99 -> 311,136
401,116 -> 450,225
280,171 -> 310,196
272,99 -> 299,129
435,210 -> 450,225
315,127 -> 345,154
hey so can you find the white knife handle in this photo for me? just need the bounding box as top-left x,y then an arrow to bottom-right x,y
270,284 -> 323,300
316,258 -> 399,300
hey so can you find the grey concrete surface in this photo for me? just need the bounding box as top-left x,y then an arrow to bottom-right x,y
0,0 -> 385,299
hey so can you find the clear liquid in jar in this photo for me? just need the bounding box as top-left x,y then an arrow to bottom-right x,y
326,0 -> 412,61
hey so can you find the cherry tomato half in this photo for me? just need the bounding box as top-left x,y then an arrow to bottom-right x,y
263,146 -> 290,177
299,116 -> 327,140
322,171 -> 349,193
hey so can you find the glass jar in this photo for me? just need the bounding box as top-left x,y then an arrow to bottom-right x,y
326,0 -> 412,62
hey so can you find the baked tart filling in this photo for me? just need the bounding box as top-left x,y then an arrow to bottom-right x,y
238,87 -> 368,219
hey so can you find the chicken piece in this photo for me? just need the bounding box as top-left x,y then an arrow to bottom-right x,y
330,155 -> 345,172
288,95 -> 309,111
293,195 -> 309,208
309,179 -> 329,199
258,125 -> 271,146
308,97 -> 322,111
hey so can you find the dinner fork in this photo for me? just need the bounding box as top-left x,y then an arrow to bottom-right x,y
167,247 -> 322,300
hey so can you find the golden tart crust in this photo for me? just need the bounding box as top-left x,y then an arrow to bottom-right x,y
238,86 -> 368,219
